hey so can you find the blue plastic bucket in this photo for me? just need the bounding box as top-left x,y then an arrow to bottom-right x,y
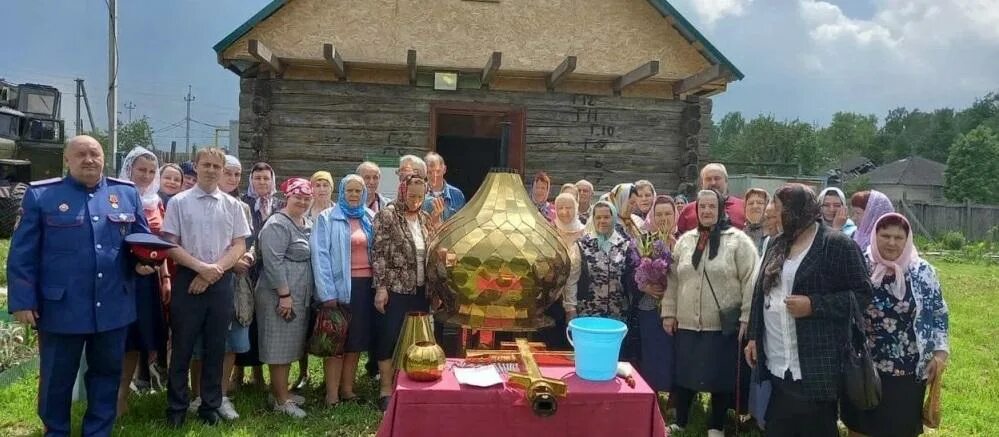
566,317 -> 628,381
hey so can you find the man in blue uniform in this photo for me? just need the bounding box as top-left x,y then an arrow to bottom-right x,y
6,135 -> 151,437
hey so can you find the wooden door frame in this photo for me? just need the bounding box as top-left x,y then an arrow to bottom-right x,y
428,101 -> 526,175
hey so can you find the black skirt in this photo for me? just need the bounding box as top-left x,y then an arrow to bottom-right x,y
344,277 -> 375,353
674,329 -> 739,393
374,287 -> 429,362
842,374 -> 927,437
126,274 -> 166,353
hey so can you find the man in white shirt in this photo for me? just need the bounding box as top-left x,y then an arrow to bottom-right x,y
161,148 -> 251,427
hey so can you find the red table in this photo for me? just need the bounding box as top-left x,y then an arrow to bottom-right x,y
377,359 -> 668,437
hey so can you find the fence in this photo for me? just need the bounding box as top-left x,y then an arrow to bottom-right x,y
898,195 -> 999,241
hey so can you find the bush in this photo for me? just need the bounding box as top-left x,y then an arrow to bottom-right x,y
0,321 -> 37,373
941,231 -> 967,250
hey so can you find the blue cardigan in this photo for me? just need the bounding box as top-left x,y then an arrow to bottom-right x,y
310,204 -> 375,304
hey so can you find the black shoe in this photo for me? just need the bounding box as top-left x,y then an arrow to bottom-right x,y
378,395 -> 391,412
197,410 -> 222,426
165,413 -> 186,429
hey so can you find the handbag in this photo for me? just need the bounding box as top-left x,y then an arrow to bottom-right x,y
704,271 -> 741,336
842,292 -> 882,410
923,372 -> 942,428
233,273 -> 254,327
307,304 -> 351,358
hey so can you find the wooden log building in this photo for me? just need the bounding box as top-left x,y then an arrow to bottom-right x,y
214,0 -> 743,196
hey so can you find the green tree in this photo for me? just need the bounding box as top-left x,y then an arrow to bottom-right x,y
944,126 -> 999,203
819,112 -> 879,163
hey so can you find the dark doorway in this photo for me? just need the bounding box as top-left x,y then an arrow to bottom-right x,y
430,103 -> 526,201
436,135 -> 500,198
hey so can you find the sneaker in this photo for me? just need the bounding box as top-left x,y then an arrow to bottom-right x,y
218,397 -> 240,421
667,424 -> 685,433
707,429 -> 724,437
187,397 -> 201,413
149,363 -> 167,391
274,399 -> 307,419
269,393 -> 305,405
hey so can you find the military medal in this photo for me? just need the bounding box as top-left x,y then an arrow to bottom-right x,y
109,194 -> 119,209
58,203 -> 69,212
119,213 -> 129,236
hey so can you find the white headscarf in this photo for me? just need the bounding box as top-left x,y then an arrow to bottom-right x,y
554,193 -> 585,242
118,146 -> 161,210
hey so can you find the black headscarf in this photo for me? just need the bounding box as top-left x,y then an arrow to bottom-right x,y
692,189 -> 731,268
761,184 -> 821,293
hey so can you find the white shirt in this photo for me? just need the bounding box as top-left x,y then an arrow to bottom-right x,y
407,216 -> 426,286
764,225 -> 816,381
163,185 -> 252,263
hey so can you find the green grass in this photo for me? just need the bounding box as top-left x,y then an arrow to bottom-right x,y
0,259 -> 997,436
0,238 -> 9,288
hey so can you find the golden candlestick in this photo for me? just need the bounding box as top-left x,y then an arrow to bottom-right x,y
507,338 -> 568,417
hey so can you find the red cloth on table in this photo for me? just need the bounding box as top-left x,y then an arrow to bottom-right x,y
377,359 -> 667,437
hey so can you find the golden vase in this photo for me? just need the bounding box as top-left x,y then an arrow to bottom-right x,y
403,341 -> 446,382
427,169 -> 570,331
391,311 -> 436,371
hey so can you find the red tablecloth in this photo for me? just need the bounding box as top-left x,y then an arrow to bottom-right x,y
377,359 -> 668,437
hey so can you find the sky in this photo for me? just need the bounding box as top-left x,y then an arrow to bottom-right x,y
3,0 -> 997,151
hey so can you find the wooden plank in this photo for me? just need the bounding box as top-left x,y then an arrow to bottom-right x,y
673,64 -> 730,96
613,61 -> 660,93
481,51 -> 502,86
322,43 -> 346,80
407,49 -> 418,86
546,56 -> 577,90
247,39 -> 283,73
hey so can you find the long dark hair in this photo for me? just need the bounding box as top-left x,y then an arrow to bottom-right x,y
761,184 -> 820,293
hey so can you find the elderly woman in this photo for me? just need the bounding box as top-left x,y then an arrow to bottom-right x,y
574,200 -> 639,322
559,182 -> 580,200
743,188 -> 769,250
537,193 -> 586,350
746,184 -> 873,437
311,174 -> 377,406
633,180 -> 656,216
255,178 -> 314,418
818,187 -> 857,238
635,195 -> 678,394
661,189 -> 758,436
308,171 -> 335,219
841,213 -> 949,437
158,163 -> 184,205
850,189 -> 895,252
531,171 -> 556,222
372,174 -> 434,411
115,147 -> 170,415
606,183 -> 645,240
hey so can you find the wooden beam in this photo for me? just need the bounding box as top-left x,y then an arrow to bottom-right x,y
247,39 -> 283,73
407,49 -> 417,86
322,43 -> 346,80
481,51 -> 502,86
672,64 -> 730,96
546,55 -> 577,90
613,61 -> 660,93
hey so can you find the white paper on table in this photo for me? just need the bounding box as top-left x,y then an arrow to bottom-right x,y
453,365 -> 504,387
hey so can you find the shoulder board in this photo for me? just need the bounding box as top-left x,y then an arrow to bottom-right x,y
29,177 -> 63,187
107,177 -> 135,185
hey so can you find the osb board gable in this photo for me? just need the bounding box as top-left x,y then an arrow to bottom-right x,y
221,0 -> 710,80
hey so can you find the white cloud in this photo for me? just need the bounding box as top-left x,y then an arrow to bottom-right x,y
800,0 -> 898,48
684,0 -> 754,25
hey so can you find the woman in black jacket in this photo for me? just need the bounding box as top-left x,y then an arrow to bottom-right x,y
745,183 -> 873,437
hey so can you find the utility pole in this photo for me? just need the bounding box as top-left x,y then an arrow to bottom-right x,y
108,0 -> 119,172
80,80 -> 97,133
74,79 -> 83,135
184,85 -> 196,155
124,101 -> 136,123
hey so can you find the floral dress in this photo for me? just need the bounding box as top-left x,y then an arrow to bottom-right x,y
866,277 -> 920,376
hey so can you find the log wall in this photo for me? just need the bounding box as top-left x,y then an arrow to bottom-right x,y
238,79 -> 712,193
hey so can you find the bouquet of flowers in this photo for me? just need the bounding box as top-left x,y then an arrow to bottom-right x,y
633,233 -> 672,291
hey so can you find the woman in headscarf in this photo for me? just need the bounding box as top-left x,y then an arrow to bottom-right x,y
851,189 -> 895,251
235,162 -> 285,386
606,183 -> 646,240
371,174 -> 435,411
311,174 -> 377,406
531,171 -> 556,222
538,193 -> 585,350
256,177 -> 314,418
743,188 -> 770,251
661,189 -> 759,436
745,184 -> 872,437
158,163 -> 184,205
818,187 -> 857,238
633,180 -> 656,216
308,171 -> 335,220
635,195 -> 678,395
116,147 -> 170,415
574,200 -> 639,322
841,213 -> 949,437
